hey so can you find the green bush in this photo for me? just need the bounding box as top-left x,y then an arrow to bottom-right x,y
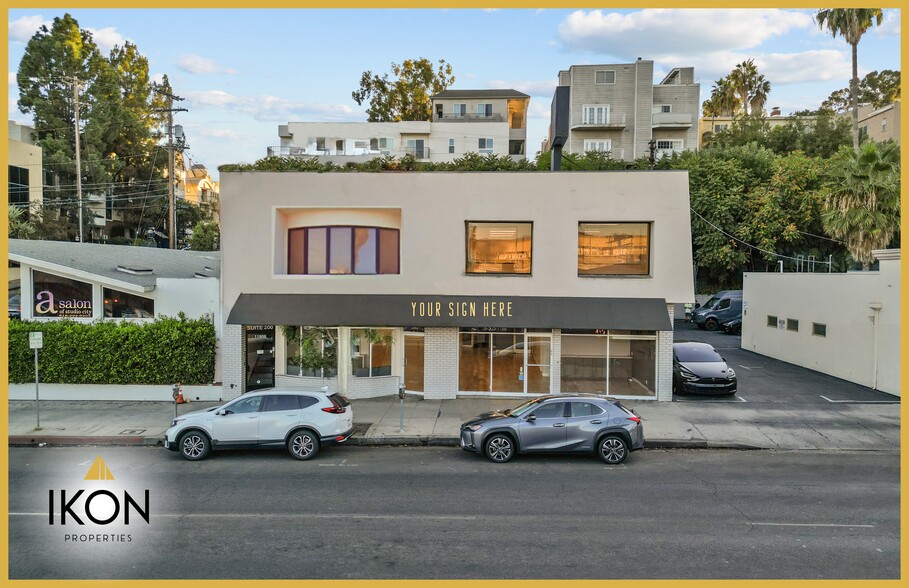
8,314 -> 216,385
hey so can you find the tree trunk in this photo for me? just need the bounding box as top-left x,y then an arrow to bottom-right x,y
851,41 -> 860,152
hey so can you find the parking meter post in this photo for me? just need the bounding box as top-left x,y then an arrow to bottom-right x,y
172,383 -> 180,419
398,384 -> 405,433
34,348 -> 40,429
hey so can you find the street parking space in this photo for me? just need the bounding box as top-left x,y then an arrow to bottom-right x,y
672,320 -> 898,405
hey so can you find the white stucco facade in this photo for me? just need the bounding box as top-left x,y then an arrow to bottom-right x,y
741,249 -> 900,396
220,171 -> 694,401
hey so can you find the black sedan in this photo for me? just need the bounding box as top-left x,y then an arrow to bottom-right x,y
720,316 -> 742,335
672,342 -> 737,395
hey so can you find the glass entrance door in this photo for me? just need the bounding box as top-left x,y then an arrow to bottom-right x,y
404,332 -> 424,392
245,326 -> 275,391
525,335 -> 552,393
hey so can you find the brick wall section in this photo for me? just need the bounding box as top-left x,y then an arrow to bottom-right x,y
347,375 -> 400,399
221,322 -> 245,400
550,329 -> 562,393
656,304 -> 675,401
424,327 -> 459,399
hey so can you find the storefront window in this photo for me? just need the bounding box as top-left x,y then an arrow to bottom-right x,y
351,328 -> 394,377
288,226 -> 399,275
561,332 -> 656,397
32,270 -> 93,318
466,222 -> 532,274
578,222 -> 650,276
103,288 -> 154,319
458,329 -> 549,393
284,327 -> 338,377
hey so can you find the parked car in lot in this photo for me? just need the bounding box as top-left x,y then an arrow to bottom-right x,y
720,316 -> 742,335
693,290 -> 742,331
164,389 -> 353,461
460,395 -> 644,464
672,342 -> 737,395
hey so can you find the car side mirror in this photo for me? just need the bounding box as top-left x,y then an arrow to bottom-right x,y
216,409 -> 229,416
526,414 -> 536,422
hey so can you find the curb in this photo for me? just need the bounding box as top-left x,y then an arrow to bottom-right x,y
9,435 -> 162,447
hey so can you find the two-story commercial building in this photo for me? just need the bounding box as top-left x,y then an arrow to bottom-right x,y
267,89 -> 530,163
548,60 -> 700,161
220,171 -> 694,401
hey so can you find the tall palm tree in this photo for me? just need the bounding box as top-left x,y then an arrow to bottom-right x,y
822,141 -> 900,269
749,75 -> 771,116
729,59 -> 759,115
815,9 -> 884,151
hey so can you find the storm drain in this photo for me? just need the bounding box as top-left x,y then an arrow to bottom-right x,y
351,423 -> 372,437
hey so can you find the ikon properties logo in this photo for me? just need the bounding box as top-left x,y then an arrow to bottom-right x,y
48,456 -> 150,543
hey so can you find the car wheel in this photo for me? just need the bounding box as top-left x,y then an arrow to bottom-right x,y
179,430 -> 210,461
598,435 -> 629,465
704,318 -> 719,331
288,429 -> 320,461
484,433 -> 515,463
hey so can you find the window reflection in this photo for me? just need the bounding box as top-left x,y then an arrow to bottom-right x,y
288,226 -> 399,275
466,222 -> 532,274
578,223 -> 650,275
103,288 -> 154,319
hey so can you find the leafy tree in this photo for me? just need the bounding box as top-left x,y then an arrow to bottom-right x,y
821,141 -> 900,269
188,220 -> 220,251
8,206 -> 36,239
815,9 -> 885,151
765,110 -> 852,158
352,58 -> 455,122
702,77 -> 739,118
822,69 -> 900,113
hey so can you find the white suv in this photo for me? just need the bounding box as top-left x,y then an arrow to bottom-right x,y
164,389 -> 353,461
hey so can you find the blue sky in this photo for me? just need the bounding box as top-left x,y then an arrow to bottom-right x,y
8,8 -> 902,179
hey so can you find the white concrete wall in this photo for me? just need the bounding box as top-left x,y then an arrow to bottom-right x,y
8,383 -> 223,402
742,252 -> 900,396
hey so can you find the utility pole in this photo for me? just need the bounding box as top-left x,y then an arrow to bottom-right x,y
73,78 -> 83,244
154,88 -> 187,249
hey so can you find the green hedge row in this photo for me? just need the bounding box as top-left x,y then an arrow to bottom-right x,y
8,314 -> 216,385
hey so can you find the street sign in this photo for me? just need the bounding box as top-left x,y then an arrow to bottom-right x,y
29,332 -> 43,349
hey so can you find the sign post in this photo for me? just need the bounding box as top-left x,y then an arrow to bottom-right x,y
29,332 -> 43,429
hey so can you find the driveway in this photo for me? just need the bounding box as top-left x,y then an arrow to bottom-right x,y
672,320 -> 897,405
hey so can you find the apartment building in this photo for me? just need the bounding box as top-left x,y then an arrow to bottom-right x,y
8,121 -> 43,216
219,170 -> 694,402
548,60 -> 700,162
267,89 -> 530,163
858,102 -> 900,145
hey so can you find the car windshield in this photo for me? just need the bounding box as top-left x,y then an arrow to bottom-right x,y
701,296 -> 721,310
675,345 -> 723,363
506,398 -> 542,418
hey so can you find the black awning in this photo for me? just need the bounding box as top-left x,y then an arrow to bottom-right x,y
227,294 -> 671,331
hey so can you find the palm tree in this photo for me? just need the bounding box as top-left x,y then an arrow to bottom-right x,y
749,75 -> 771,116
815,9 -> 884,151
821,141 -> 900,269
729,59 -> 759,115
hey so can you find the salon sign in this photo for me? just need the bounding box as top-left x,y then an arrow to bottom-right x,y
34,290 -> 93,318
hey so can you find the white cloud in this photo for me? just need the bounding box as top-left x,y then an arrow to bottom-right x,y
9,72 -> 17,86
527,101 -> 551,120
195,128 -> 244,140
874,10 -> 900,37
177,54 -> 238,75
755,50 -> 850,85
558,9 -> 813,56
86,26 -> 128,53
150,73 -> 165,85
186,89 -> 355,122
488,79 -> 557,97
8,15 -> 50,43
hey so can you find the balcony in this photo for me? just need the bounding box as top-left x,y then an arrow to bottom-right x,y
652,112 -> 693,129
404,146 -> 431,160
435,112 -> 505,123
267,145 -> 390,158
570,113 -> 626,130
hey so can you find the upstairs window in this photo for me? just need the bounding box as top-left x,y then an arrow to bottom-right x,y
453,103 -> 467,117
582,105 -> 610,125
595,70 -> 616,84
478,137 -> 494,154
449,138 -> 455,154
578,222 -> 650,276
288,226 -> 399,275
466,221 -> 532,275
583,140 -> 611,154
477,103 -> 493,117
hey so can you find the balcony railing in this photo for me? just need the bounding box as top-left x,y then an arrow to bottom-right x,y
571,113 -> 626,129
267,145 -> 391,158
435,112 -> 505,122
652,112 -> 693,128
404,146 -> 430,159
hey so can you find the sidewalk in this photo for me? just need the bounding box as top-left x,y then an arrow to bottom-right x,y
7,395 -> 900,452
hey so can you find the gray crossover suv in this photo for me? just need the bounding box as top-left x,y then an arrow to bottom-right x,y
460,395 -> 644,464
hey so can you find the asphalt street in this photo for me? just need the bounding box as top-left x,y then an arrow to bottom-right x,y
9,446 -> 899,580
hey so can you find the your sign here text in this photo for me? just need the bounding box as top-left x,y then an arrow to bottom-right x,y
410,300 -> 513,318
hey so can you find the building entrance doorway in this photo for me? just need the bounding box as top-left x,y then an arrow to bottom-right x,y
404,331 -> 425,392
245,325 -> 275,391
459,329 -> 551,394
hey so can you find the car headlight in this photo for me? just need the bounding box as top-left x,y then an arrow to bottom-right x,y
467,424 -> 483,431
679,367 -> 698,380
726,368 -> 736,379
170,418 -> 186,428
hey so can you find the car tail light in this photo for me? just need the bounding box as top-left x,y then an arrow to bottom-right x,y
628,415 -> 641,423
322,406 -> 347,414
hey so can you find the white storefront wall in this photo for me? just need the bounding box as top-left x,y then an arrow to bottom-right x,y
221,171 -> 694,401
741,250 -> 900,396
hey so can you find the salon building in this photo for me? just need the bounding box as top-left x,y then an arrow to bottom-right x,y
220,171 -> 694,401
